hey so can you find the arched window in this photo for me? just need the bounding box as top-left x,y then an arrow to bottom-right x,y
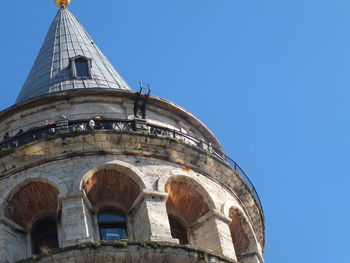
31,217 -> 59,254
229,208 -> 251,256
168,216 -> 188,245
98,209 -> 127,241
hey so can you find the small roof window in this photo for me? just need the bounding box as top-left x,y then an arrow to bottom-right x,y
70,56 -> 92,79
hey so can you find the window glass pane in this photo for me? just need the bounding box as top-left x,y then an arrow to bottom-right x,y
98,209 -> 127,241
98,214 -> 125,223
75,59 -> 89,77
100,227 -> 126,241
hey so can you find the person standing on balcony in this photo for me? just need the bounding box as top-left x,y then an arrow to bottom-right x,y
88,119 -> 95,130
45,120 -> 56,135
16,129 -> 24,136
15,129 -> 24,147
2,132 -> 11,142
2,132 -> 13,148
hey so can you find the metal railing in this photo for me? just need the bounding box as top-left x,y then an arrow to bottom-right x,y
0,119 -> 263,214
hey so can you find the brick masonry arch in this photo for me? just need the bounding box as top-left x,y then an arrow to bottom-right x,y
75,160 -> 147,192
0,175 -> 67,204
228,206 -> 260,256
4,180 -> 60,229
164,175 -> 215,225
82,167 -> 142,213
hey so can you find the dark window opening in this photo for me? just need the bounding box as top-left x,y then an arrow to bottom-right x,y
75,58 -> 90,77
98,209 -> 127,241
169,216 -> 188,245
31,217 -> 59,255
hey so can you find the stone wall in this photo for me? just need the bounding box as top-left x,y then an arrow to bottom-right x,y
0,132 -> 264,247
0,90 -> 264,263
17,243 -> 236,263
0,132 -> 264,262
0,223 -> 27,262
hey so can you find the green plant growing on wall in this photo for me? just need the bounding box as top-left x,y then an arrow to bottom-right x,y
197,251 -> 208,261
90,242 -> 101,249
0,147 -> 14,158
112,241 -> 128,248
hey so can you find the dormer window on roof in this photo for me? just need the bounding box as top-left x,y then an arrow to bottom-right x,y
15,8 -> 131,104
71,56 -> 92,79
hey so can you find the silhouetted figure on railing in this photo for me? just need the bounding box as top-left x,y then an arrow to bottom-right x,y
93,116 -> 104,130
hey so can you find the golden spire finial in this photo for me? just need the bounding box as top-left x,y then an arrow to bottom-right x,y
55,0 -> 71,8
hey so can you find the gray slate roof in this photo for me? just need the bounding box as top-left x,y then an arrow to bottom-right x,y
16,8 -> 131,104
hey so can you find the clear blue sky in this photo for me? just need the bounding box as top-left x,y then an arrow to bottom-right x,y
0,1 -> 349,262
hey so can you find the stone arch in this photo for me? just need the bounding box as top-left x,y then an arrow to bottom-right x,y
75,160 -> 147,192
3,179 -> 61,229
221,200 -> 240,216
228,206 -> 259,256
0,175 -> 67,204
80,162 -> 144,213
157,170 -> 191,193
158,170 -> 218,209
164,175 -> 215,225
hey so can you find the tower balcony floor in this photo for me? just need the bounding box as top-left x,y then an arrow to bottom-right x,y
0,119 -> 265,247
0,118 -> 263,215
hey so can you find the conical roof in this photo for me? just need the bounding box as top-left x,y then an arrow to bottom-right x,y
16,7 -> 131,104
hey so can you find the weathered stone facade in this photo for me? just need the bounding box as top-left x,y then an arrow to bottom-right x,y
17,244 -> 235,263
0,91 -> 264,262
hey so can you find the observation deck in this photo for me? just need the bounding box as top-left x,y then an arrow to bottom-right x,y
0,118 -> 263,216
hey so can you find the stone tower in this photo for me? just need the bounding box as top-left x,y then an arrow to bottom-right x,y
0,2 -> 265,263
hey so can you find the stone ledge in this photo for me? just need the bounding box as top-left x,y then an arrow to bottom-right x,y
190,209 -> 232,228
237,252 -> 264,263
16,241 -> 237,263
0,132 -> 265,248
0,216 -> 26,233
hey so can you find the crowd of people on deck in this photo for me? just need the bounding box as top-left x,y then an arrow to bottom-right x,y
1,120 -> 56,147
2,129 -> 24,143
1,117 -> 117,147
1,116 -> 210,157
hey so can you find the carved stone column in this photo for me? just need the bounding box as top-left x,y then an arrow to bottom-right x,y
59,191 -> 96,247
130,190 -> 177,243
0,218 -> 27,262
191,210 -> 237,260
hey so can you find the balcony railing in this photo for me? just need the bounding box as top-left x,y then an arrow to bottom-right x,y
0,119 -> 263,215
